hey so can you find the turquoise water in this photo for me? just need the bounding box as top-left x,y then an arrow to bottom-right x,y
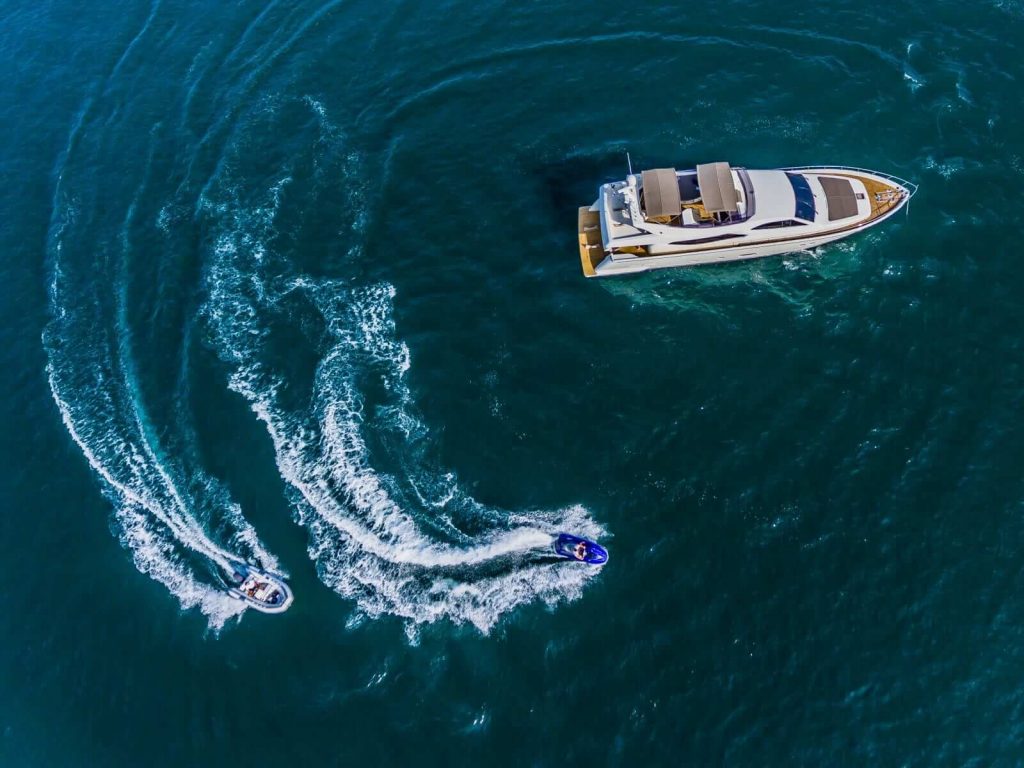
3,0 -> 1024,763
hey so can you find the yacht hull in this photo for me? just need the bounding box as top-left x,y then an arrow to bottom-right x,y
593,226 -> 862,276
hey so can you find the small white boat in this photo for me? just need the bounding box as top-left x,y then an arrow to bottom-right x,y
223,562 -> 293,614
578,162 -> 917,277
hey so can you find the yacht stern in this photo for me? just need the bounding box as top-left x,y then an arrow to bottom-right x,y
578,205 -> 606,277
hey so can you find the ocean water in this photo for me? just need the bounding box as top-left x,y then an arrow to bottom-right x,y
2,0 -> 1024,764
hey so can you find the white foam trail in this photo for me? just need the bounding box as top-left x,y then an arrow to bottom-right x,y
118,504 -> 246,623
45,357 -> 247,629
47,366 -> 228,570
200,108 -> 604,633
212,264 -> 605,579
903,67 -> 925,92
902,40 -> 925,93
44,170 -> 280,627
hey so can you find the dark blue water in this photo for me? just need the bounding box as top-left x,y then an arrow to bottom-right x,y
3,0 -> 1024,764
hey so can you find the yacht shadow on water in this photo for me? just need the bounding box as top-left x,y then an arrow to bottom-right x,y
533,151 -> 630,220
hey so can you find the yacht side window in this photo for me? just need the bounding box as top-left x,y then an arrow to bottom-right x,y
753,220 -> 807,230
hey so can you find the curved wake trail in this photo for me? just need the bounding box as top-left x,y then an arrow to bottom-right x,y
200,107 -> 604,635
44,316 -> 251,626
40,5 -> 604,636
43,156 -> 281,630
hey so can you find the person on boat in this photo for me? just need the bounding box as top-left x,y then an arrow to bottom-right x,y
574,541 -> 588,561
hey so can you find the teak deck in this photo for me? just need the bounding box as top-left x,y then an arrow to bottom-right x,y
577,206 -> 602,277
832,173 -> 903,221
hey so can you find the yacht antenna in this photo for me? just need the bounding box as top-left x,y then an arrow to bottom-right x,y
626,152 -> 633,176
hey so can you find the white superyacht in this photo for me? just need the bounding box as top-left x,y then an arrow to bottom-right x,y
577,162 -> 917,277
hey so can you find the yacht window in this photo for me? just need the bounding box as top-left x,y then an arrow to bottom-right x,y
670,234 -> 745,245
786,173 -> 816,221
753,220 -> 807,229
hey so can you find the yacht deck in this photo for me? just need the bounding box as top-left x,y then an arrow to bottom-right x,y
830,172 -> 905,221
577,206 -> 602,277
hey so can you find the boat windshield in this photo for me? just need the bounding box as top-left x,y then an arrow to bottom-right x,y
787,173 -> 816,221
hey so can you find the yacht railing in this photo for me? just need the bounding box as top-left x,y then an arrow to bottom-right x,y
780,165 -> 919,197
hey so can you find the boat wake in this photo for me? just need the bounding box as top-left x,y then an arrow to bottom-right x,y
200,123 -> 603,635
43,162 -> 281,631
44,48 -> 603,634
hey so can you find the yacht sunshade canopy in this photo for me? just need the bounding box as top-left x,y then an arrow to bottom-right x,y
696,162 -> 738,213
819,176 -> 858,221
641,168 -> 681,219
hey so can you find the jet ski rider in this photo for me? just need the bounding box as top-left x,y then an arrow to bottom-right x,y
573,541 -> 588,561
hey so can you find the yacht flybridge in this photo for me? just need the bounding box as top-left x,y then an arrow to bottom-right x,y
577,162 -> 917,277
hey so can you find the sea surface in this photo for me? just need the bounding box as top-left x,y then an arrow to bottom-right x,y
2,0 -> 1024,764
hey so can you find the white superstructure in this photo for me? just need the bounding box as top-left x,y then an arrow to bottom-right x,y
578,162 -> 917,277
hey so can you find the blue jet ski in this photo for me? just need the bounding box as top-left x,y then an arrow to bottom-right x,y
554,534 -> 608,565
